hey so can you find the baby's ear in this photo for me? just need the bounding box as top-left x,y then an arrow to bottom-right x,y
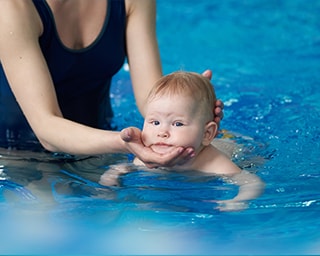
202,121 -> 217,146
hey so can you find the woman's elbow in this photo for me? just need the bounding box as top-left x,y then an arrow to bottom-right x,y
38,138 -> 59,152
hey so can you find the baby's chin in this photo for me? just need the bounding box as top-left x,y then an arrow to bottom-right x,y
150,144 -> 174,154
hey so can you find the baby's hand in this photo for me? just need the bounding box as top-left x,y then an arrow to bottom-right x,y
215,200 -> 248,212
99,164 -> 130,187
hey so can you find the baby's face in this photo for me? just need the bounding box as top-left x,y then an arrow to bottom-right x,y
142,94 -> 207,154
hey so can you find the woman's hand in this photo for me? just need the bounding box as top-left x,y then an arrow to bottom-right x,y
120,127 -> 195,168
213,99 -> 224,125
202,70 -> 224,132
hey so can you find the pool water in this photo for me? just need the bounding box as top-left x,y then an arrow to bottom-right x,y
1,0 -> 319,254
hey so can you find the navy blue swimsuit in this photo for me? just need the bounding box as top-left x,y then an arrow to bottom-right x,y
0,0 -> 126,150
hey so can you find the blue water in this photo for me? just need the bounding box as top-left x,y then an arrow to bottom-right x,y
1,0 -> 320,254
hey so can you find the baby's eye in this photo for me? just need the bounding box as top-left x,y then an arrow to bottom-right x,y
151,120 -> 160,126
173,121 -> 184,127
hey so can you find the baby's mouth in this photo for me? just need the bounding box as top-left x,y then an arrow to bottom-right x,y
151,143 -> 173,154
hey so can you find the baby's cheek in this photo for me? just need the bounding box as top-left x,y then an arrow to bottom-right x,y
180,133 -> 203,148
141,131 -> 151,146
174,133 -> 191,146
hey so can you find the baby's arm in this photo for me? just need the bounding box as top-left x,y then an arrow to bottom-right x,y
99,157 -> 143,186
204,146 -> 264,211
216,170 -> 264,211
229,170 -> 264,201
99,164 -> 132,186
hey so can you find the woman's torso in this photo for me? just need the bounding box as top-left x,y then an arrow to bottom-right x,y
0,0 -> 126,150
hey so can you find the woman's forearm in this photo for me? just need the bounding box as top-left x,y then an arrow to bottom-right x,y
36,116 -> 127,155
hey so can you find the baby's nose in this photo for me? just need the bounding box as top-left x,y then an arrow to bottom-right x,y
158,130 -> 169,138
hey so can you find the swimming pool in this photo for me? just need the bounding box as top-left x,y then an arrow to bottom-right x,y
1,0 -> 319,254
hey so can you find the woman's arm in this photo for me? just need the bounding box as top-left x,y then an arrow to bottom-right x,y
0,0 -> 129,155
125,0 -> 162,115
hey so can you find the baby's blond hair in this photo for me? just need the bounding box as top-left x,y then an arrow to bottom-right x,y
147,71 -> 216,121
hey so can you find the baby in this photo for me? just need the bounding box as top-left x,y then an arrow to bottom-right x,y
100,71 -> 264,211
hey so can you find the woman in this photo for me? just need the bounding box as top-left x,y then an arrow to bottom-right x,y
0,0 -> 223,167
